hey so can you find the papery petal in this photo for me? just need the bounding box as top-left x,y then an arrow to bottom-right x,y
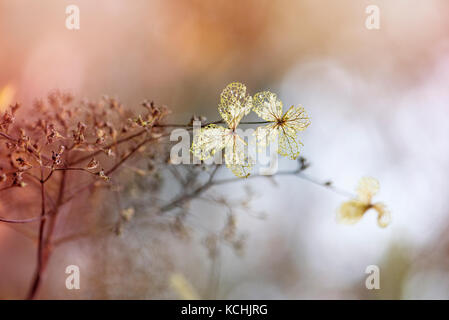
283,105 -> 311,132
223,134 -> 253,178
218,82 -> 253,129
226,161 -> 252,178
373,202 -> 391,228
254,123 -> 279,148
337,200 -> 369,225
278,126 -> 302,160
357,177 -> 379,203
191,124 -> 229,160
253,91 -> 283,122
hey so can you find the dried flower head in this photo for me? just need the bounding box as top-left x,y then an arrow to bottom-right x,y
191,82 -> 253,178
337,177 -> 391,228
253,91 -> 310,160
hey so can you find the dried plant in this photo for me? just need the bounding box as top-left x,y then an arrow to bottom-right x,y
191,83 -> 311,177
0,83 -> 390,299
0,91 -> 171,299
337,177 -> 391,228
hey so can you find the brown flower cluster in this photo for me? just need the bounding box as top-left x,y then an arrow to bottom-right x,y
0,91 -> 170,299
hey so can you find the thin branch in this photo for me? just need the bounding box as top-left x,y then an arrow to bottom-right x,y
0,215 -> 46,224
213,168 -> 355,198
69,129 -> 148,166
26,169 -> 47,300
160,166 -> 220,213
0,131 -> 17,142
105,137 -> 151,176
54,167 -> 97,176
0,184 -> 15,192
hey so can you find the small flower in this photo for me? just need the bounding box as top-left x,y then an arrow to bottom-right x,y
51,145 -> 65,166
97,169 -> 110,182
121,207 -> 135,221
337,177 -> 391,228
46,124 -> 65,144
95,128 -> 106,145
134,115 -> 151,127
86,158 -> 99,170
253,91 -> 310,160
102,148 -> 114,157
191,82 -> 253,178
11,154 -> 33,171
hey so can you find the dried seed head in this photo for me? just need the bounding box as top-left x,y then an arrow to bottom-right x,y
72,122 -> 86,145
86,158 -> 99,170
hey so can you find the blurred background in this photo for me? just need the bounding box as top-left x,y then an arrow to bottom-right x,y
1,0 -> 449,299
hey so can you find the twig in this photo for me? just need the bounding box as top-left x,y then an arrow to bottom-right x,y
0,215 -> 46,224
26,169 -> 47,300
0,131 -> 17,142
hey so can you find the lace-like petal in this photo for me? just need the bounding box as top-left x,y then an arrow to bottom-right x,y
373,202 -> 391,228
191,124 -> 229,160
357,177 -> 379,203
278,127 -> 302,160
254,124 -> 278,148
253,91 -> 283,122
223,134 -> 253,178
283,105 -> 311,132
218,82 -> 253,129
337,200 -> 368,225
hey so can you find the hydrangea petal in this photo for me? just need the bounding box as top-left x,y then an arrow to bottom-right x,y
191,124 -> 229,160
357,177 -> 379,203
253,91 -> 283,122
373,202 -> 391,228
254,124 -> 279,148
283,105 -> 311,132
223,134 -> 253,178
218,82 -> 253,129
337,200 -> 369,225
278,127 -> 302,160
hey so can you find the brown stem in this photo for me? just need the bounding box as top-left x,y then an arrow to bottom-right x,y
0,131 -> 18,142
43,170 -> 67,254
105,136 -> 152,176
26,172 -> 47,300
0,216 -> 46,224
69,129 -> 148,166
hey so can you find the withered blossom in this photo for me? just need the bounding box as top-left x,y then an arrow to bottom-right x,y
337,177 -> 391,228
253,91 -> 310,160
191,82 -> 253,178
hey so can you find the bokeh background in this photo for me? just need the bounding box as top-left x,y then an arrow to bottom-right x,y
1,0 -> 449,299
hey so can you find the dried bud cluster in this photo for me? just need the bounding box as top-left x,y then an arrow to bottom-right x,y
0,91 -> 177,299
0,91 -> 170,192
